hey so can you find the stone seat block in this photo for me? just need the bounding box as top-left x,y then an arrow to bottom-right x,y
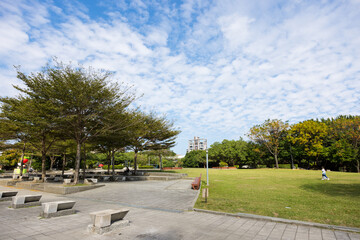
90,209 -> 129,228
11,195 -> 42,208
85,178 -> 98,184
41,200 -> 76,218
0,191 -> 18,201
63,179 -> 72,184
54,177 -> 64,182
0,191 -> 18,198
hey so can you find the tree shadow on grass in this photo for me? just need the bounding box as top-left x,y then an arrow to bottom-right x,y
300,183 -> 360,198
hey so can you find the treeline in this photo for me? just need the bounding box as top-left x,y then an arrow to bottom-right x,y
182,117 -> 360,172
0,61 -> 180,182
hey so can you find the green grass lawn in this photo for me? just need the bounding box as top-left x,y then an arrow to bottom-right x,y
173,168 -> 360,228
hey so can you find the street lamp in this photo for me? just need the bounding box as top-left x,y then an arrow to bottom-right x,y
206,148 -> 209,186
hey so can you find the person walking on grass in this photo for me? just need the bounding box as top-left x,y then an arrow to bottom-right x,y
322,167 -> 329,180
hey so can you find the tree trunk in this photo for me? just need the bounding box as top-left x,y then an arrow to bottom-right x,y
50,154 -> 55,171
107,152 -> 111,175
29,155 -> 33,173
82,143 -> 86,180
41,151 -> 46,182
159,154 -> 162,170
62,154 -> 66,177
19,142 -> 26,177
41,136 -> 47,182
289,145 -> 294,169
111,150 -> 115,177
134,150 -> 138,175
274,154 -> 279,169
74,141 -> 81,184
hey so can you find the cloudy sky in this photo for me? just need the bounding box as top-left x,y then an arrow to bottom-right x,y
0,0 -> 359,155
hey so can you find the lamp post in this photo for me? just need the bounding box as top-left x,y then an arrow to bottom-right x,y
206,148 -> 209,186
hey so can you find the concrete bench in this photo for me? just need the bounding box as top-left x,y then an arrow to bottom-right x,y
0,191 -> 18,201
85,178 -> 98,184
63,179 -> 72,184
40,201 -> 76,218
102,176 -> 110,181
12,195 -> 42,209
33,177 -> 41,182
54,177 -> 64,182
191,174 -> 202,190
44,176 -> 55,182
88,209 -> 129,234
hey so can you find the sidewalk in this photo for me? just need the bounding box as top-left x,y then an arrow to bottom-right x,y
0,181 -> 359,240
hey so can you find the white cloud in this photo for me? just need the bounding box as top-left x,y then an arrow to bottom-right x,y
0,0 -> 359,154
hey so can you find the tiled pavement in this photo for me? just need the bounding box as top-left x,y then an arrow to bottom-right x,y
0,180 -> 359,240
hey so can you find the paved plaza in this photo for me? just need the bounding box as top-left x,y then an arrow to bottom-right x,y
0,180 -> 359,240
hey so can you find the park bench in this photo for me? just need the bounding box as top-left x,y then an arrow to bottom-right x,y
63,179 -> 72,184
12,195 -> 42,209
85,178 -> 98,184
191,174 -> 202,190
88,209 -> 130,234
45,176 -> 55,182
102,176 -> 110,181
54,176 -> 64,182
41,200 -> 76,218
0,191 -> 18,201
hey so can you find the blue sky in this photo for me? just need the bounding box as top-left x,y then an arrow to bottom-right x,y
0,0 -> 359,155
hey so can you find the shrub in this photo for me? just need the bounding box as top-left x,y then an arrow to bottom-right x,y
139,165 -> 154,169
234,165 -> 239,169
102,164 -> 124,170
257,165 -> 267,168
219,161 -> 228,167
270,164 -> 298,169
163,159 -> 175,168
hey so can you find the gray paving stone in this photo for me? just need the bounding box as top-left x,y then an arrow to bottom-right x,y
322,229 -> 337,240
1,183 -> 360,240
349,233 -> 360,240
334,231 -> 351,240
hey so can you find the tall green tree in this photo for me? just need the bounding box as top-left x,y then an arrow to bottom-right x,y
330,116 -> 360,172
128,112 -> 180,174
182,150 -> 206,168
0,96 -> 58,180
248,119 -> 289,168
11,61 -> 135,183
209,139 -> 247,166
288,120 -> 328,169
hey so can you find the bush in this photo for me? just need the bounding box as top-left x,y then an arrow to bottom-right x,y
163,159 -> 175,168
234,165 -> 239,169
270,164 -> 298,169
138,165 -> 154,169
257,165 -> 267,168
102,164 -> 124,170
219,161 -> 228,167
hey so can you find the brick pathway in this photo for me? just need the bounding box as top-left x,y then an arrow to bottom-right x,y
0,181 -> 359,240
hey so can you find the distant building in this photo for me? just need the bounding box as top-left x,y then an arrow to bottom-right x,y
187,137 -> 207,152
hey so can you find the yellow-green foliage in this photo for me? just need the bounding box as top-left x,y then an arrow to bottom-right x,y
0,149 -> 21,167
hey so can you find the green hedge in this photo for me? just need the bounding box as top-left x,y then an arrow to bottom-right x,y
257,165 -> 267,168
102,164 -> 124,170
270,164 -> 298,169
219,161 -> 228,167
139,165 -> 154,169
